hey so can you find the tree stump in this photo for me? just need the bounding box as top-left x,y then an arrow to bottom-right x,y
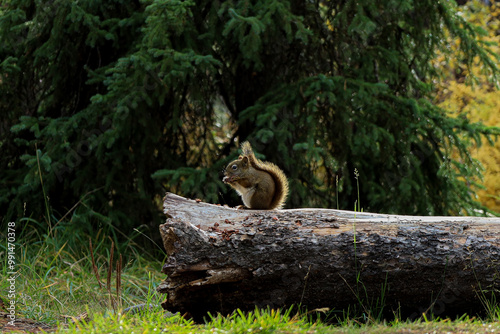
157,193 -> 500,320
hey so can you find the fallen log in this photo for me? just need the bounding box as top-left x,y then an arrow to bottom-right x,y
157,193 -> 500,320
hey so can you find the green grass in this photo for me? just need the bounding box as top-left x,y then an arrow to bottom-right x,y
57,301 -> 500,334
2,214 -> 500,333
0,215 -> 166,328
60,308 -> 500,333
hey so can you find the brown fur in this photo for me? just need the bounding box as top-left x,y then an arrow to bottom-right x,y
223,141 -> 289,209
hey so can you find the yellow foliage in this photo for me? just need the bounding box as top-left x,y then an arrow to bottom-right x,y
434,1 -> 500,213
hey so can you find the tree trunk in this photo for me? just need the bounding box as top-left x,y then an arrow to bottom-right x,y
157,193 -> 500,320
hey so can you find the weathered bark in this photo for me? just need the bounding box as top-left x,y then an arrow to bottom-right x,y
158,193 -> 500,320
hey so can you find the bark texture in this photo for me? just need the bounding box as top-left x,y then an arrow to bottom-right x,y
158,193 -> 500,320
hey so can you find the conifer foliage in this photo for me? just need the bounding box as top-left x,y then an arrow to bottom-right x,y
434,0 -> 500,213
1,0 -> 498,232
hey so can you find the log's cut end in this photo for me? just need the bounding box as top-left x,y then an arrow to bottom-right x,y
158,192 -> 500,321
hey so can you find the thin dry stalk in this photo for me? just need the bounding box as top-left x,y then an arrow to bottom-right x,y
107,241 -> 114,293
89,238 -> 103,289
116,254 -> 123,309
89,239 -> 124,312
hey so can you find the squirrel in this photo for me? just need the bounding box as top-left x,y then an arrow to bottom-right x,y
223,141 -> 289,210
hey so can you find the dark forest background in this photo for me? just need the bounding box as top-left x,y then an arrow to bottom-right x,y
1,0 -> 499,250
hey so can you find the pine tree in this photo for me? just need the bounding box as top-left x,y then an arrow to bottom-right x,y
434,0 -> 500,213
1,0 -> 498,238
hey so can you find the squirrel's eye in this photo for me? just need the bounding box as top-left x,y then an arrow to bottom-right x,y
231,164 -> 237,170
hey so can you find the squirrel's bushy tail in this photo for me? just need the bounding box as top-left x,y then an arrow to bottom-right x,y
241,141 -> 255,158
269,166 -> 289,209
241,141 -> 289,209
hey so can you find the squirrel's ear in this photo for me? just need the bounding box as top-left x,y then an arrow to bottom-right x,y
238,155 -> 243,160
241,156 -> 249,166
